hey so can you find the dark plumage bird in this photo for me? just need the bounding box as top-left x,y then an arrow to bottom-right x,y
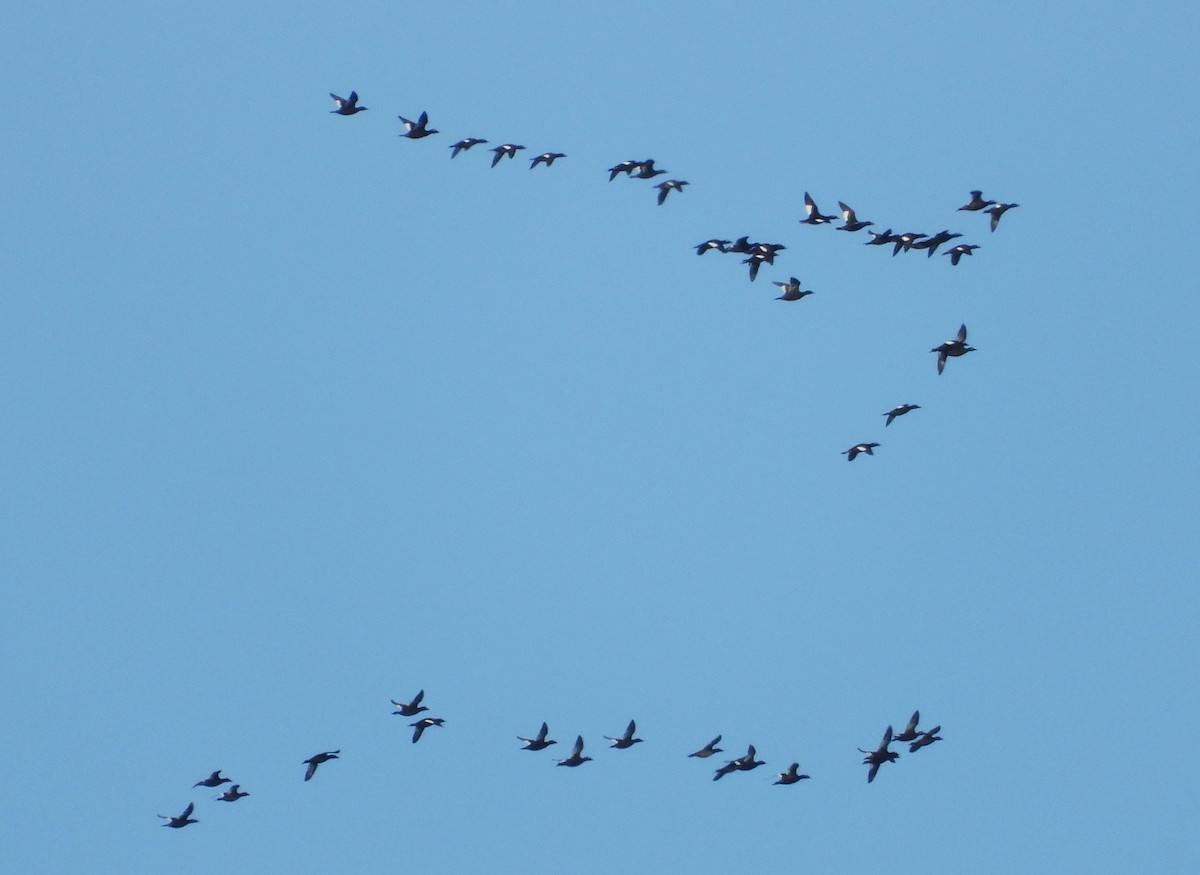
556,735 -> 592,767
774,763 -> 811,785
837,201 -> 874,232
655,179 -> 688,205
695,239 -> 731,255
303,750 -> 340,781
958,190 -> 995,211
774,277 -> 813,301
518,722 -> 557,751
714,744 -> 766,780
490,144 -> 526,167
884,404 -> 920,427
608,160 -> 639,181
894,711 -> 922,743
159,802 -> 198,828
865,228 -> 897,247
391,690 -> 428,717
750,242 -> 786,259
411,717 -> 445,744
944,243 -> 980,265
801,192 -> 837,225
842,443 -> 880,461
909,726 -> 943,753
632,159 -> 666,179
398,111 -> 438,139
984,202 -> 1019,231
727,236 -> 754,254
892,232 -> 928,256
449,138 -> 488,158
912,230 -> 962,257
932,323 -> 975,375
688,735 -> 723,758
859,726 -> 900,783
743,253 -> 770,282
216,784 -> 249,802
330,91 -> 367,115
605,719 -> 643,749
530,152 -> 566,168
193,770 -> 230,789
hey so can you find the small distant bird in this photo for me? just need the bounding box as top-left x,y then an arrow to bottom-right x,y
743,253 -> 770,282
655,179 -> 688,205
605,719 -> 643,749
801,192 -> 837,225
958,190 -> 995,211
193,770 -> 230,789
216,785 -> 249,802
883,404 -> 920,426
714,744 -> 766,780
932,323 -> 975,374
688,735 -> 723,758
518,722 -> 557,751
398,111 -> 438,139
944,244 -> 980,266
774,277 -> 813,301
842,443 -> 880,461
774,763 -> 811,785
303,750 -> 340,781
490,144 -> 526,167
727,236 -> 754,254
608,160 -> 639,180
159,802 -> 198,828
449,138 -> 488,158
892,232 -> 928,256
908,726 -> 942,753
330,92 -> 367,115
912,230 -> 962,257
894,711 -> 923,743
984,202 -> 1019,232
865,228 -> 897,246
859,726 -> 899,783
530,152 -> 566,168
410,717 -> 445,744
392,690 -> 428,717
556,735 -> 592,767
837,202 -> 874,232
632,159 -> 666,179
695,239 -> 731,255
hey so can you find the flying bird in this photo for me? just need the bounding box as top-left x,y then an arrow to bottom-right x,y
398,111 -> 438,139
158,802 -> 198,828
801,192 -> 837,225
944,243 -> 980,265
932,323 -> 975,374
410,717 -> 445,744
530,152 -> 566,168
607,160 -> 639,180
449,138 -> 488,158
193,770 -> 230,789
894,711 -> 923,743
912,230 -> 962,257
773,277 -> 813,301
490,144 -> 526,167
865,228 -> 897,246
837,201 -> 874,232
632,159 -> 667,179
605,719 -> 644,749
842,443 -> 880,461
743,253 -> 770,282
518,722 -> 557,751
713,744 -> 766,780
958,190 -> 995,211
303,750 -> 340,781
330,91 -> 367,115
556,735 -> 592,767
655,179 -> 688,205
774,763 -> 811,785
892,232 -> 928,256
391,690 -> 428,717
216,785 -> 249,802
859,726 -> 900,783
908,726 -> 943,753
883,404 -> 920,427
695,239 -> 731,255
688,735 -> 723,758
984,202 -> 1019,231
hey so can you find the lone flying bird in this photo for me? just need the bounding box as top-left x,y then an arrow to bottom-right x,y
774,277 -> 813,301
774,763 -> 811,785
556,735 -> 592,767
193,770 -> 230,789
695,239 -> 731,255
158,802 -> 198,828
330,91 -> 367,115
958,190 -> 995,211
932,323 -> 975,374
410,717 -> 445,744
303,750 -> 340,781
688,735 -> 723,758
859,726 -> 900,783
216,785 -> 249,802
518,722 -> 557,751
391,690 -> 428,717
490,144 -> 526,167
883,404 -> 920,426
398,111 -> 438,139
605,719 -> 643,749
655,179 -> 688,205
842,443 -> 880,461
449,138 -> 488,158
530,152 -> 566,168
801,192 -> 837,225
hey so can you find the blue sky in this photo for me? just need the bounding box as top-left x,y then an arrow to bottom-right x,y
3,3 -> 1198,872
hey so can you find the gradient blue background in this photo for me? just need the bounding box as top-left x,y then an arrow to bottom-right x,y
3,3 -> 1198,872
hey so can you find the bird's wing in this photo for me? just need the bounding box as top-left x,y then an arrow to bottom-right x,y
572,736 -> 585,757
906,711 -> 920,734
957,324 -> 968,343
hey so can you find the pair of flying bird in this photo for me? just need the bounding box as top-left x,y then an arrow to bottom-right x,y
859,711 -> 943,783
959,190 -> 1020,231
391,690 -> 446,742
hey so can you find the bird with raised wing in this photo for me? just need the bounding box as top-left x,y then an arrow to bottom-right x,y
216,785 -> 249,802
688,735 -> 723,758
330,91 -> 367,115
800,192 -> 837,225
518,722 -> 557,751
774,763 -> 811,785
859,726 -> 899,783
556,735 -> 592,767
303,750 -> 340,781
398,111 -> 438,139
605,719 -> 643,749
158,802 -> 198,828
932,323 -> 975,374
391,690 -> 428,717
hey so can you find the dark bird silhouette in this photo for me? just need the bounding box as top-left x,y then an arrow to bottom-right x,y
727,236 -> 754,254
865,228 -> 897,246
774,763 -> 811,785
216,785 -> 249,802
303,750 -> 340,781
159,802 -> 198,828
750,242 -> 786,259
518,722 -> 557,751
714,744 -> 766,780
688,735 -> 723,758
330,91 -> 367,115
398,111 -> 438,139
944,243 -> 980,265
449,138 -> 488,158
837,202 -> 874,232
774,277 -> 813,301
605,719 -> 643,749
608,160 -> 639,180
743,253 -> 770,282
530,152 -> 566,168
655,179 -> 688,205
894,711 -> 922,743
411,717 -> 445,744
632,159 -> 666,179
892,232 -> 928,256
932,323 -> 975,374
984,202 -> 1019,231
884,404 -> 920,427
695,239 -> 731,255
193,770 -> 230,789
909,726 -> 943,753
859,726 -> 899,783
958,190 -> 995,211
912,230 -> 962,257
842,443 -> 880,461
391,690 -> 428,717
556,735 -> 592,767
801,192 -> 837,225
490,144 -> 526,167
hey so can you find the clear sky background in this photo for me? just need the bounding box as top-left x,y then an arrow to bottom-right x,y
3,3 -> 1198,872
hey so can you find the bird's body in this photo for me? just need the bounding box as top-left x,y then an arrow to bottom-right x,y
843,443 -> 880,461
159,802 -> 197,828
330,92 -> 367,115
884,404 -> 920,427
932,323 -> 975,374
411,717 -> 445,744
518,722 -> 557,751
303,750 -> 340,781
556,735 -> 592,767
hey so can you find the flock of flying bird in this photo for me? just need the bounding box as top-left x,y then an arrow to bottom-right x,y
159,685 -> 944,828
